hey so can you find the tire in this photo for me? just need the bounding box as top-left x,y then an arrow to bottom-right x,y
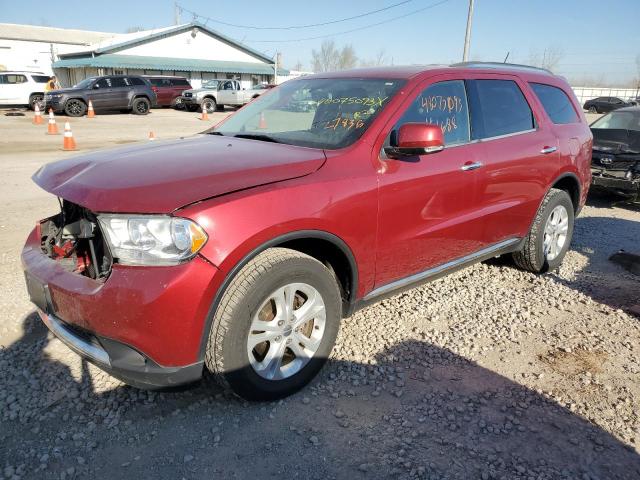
588,106 -> 598,114
512,188 -> 574,273
132,97 -> 150,115
171,96 -> 184,109
205,247 -> 342,401
64,99 -> 87,117
201,97 -> 217,114
29,94 -> 44,111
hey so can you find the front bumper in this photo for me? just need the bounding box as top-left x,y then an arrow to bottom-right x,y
181,96 -> 200,106
43,96 -> 64,112
22,224 -> 223,387
38,309 -> 203,388
591,168 -> 640,198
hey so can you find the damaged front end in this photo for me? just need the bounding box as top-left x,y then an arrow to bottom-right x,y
590,134 -> 640,201
39,200 -> 112,280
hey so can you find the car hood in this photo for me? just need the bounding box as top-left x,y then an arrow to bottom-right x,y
32,134 -> 326,213
183,88 -> 214,95
48,88 -> 78,95
591,128 -> 640,154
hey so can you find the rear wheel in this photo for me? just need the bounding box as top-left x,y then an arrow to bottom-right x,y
171,96 -> 184,109
29,94 -> 44,111
132,97 -> 150,115
201,98 -> 217,114
64,99 -> 87,117
512,188 -> 574,273
205,248 -> 342,401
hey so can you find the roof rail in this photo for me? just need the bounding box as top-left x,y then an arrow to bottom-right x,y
450,62 -> 553,75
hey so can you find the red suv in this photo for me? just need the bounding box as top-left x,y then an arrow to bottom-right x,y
22,63 -> 592,400
144,75 -> 192,108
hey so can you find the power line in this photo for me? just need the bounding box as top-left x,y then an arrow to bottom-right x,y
176,0 -> 414,30
246,0 -> 452,43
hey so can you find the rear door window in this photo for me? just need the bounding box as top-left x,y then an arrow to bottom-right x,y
110,77 -> 127,88
466,79 -> 535,139
529,83 -> 579,124
128,77 -> 146,86
395,80 -> 470,146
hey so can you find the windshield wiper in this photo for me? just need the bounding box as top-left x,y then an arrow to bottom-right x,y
234,133 -> 281,143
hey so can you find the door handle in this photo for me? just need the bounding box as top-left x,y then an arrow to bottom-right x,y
540,146 -> 557,154
461,161 -> 483,171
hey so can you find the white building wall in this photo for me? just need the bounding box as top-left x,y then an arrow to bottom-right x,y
0,38 -> 88,74
117,30 -> 264,64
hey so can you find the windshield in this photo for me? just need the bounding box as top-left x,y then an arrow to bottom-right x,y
73,77 -> 96,89
591,110 -> 640,132
203,80 -> 220,89
213,78 -> 405,149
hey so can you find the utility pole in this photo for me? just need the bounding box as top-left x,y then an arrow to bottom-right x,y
462,0 -> 475,62
174,2 -> 181,25
274,52 -> 278,85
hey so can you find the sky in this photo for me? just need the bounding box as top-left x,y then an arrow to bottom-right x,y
1,0 -> 639,85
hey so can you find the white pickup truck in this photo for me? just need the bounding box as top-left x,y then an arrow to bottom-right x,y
181,80 -> 272,113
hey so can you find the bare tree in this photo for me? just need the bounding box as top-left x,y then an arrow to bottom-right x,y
360,49 -> 388,67
311,40 -> 359,72
293,60 -> 304,72
125,26 -> 145,33
528,46 -> 564,71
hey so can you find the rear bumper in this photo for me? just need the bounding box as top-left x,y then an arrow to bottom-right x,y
39,310 -> 203,388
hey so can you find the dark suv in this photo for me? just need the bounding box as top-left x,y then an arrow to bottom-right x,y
45,75 -> 157,117
143,76 -> 192,108
23,63 -> 592,400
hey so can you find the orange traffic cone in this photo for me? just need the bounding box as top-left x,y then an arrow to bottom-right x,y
46,109 -> 59,135
199,108 -> 209,121
258,112 -> 267,129
87,100 -> 95,118
148,131 -> 156,141
62,122 -> 76,151
33,103 -> 43,125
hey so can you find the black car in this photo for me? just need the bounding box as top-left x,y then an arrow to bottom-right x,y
583,96 -> 632,114
45,75 -> 157,117
590,106 -> 640,201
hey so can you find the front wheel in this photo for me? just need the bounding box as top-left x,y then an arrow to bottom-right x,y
64,99 -> 87,117
512,188 -> 574,273
201,98 -> 217,114
132,97 -> 150,115
205,248 -> 342,401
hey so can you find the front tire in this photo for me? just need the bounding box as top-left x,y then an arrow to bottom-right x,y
201,97 -> 217,114
64,99 -> 87,117
205,248 -> 342,401
512,188 -> 574,273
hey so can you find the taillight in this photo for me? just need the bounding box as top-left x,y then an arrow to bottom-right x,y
151,86 -> 159,93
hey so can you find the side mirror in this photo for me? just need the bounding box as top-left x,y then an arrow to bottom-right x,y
385,123 -> 445,158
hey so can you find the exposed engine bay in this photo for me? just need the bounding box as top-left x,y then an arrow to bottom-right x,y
591,128 -> 640,200
39,200 -> 112,280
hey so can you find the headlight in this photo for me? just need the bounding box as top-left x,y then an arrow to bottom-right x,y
97,215 -> 208,266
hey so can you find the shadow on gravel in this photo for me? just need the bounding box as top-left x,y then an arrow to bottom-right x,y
2,314 -> 639,479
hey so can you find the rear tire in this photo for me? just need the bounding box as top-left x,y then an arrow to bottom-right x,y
64,99 -> 87,117
205,248 -> 342,401
132,97 -> 150,115
512,188 -> 574,273
29,94 -> 44,111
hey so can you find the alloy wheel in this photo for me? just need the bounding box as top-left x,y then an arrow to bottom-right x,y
543,205 -> 569,261
247,283 -> 326,381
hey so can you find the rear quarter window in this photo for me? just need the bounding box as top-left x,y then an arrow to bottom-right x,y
171,78 -> 191,87
530,83 -> 579,125
466,79 -> 535,139
32,75 -> 50,83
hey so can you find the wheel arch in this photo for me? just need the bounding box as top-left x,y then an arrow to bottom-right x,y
197,229 -> 358,359
551,172 -> 581,213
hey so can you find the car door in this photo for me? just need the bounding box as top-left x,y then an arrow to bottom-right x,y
374,77 -> 487,289
465,75 -> 560,245
109,77 -> 131,109
217,80 -> 237,105
87,78 -> 112,109
0,74 -> 28,104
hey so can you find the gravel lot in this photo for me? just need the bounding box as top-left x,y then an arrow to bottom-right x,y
0,109 -> 639,479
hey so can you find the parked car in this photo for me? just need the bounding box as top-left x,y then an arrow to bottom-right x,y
583,96 -> 632,114
44,75 -> 157,117
0,71 -> 50,110
590,106 -> 640,201
181,79 -> 269,113
23,63 -> 592,400
143,75 -> 192,108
